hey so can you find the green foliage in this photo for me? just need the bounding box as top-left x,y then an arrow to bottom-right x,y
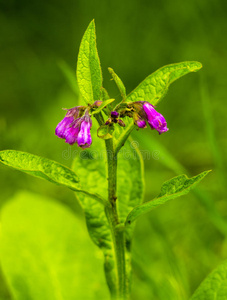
190,260 -> 227,300
0,191 -> 109,300
126,171 -> 210,225
77,20 -> 103,104
0,150 -> 108,206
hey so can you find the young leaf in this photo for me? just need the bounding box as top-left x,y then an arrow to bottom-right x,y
126,61 -> 202,105
108,67 -> 126,100
0,150 -> 108,206
77,20 -> 103,104
190,260 -> 227,300
125,170 -> 210,225
91,99 -> 115,115
0,191 -> 109,300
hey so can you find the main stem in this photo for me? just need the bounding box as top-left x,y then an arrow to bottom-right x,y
105,138 -> 128,300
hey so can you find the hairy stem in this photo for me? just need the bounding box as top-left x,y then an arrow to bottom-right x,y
105,138 -> 128,300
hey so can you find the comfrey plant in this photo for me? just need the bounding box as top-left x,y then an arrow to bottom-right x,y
0,20 -> 213,300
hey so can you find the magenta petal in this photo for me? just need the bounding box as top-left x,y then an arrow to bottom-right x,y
55,116 -> 74,139
65,127 -> 80,145
143,102 -> 168,134
77,119 -> 92,149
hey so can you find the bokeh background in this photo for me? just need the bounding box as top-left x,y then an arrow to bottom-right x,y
0,0 -> 227,299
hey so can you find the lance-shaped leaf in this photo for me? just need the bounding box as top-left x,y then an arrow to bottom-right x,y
114,61 -> 202,152
190,260 -> 227,300
126,61 -> 202,105
77,20 -> 103,104
125,170 -> 210,225
0,150 -> 108,206
108,67 -> 126,100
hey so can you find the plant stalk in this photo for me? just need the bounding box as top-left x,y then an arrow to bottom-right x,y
105,138 -> 128,300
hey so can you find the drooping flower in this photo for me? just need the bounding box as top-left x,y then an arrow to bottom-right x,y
143,102 -> 168,134
77,112 -> 92,149
55,116 -> 74,139
55,106 -> 92,148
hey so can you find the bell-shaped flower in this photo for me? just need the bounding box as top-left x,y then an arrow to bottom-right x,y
143,102 -> 168,134
77,112 -> 92,149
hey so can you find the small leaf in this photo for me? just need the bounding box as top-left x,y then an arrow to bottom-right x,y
190,260 -> 227,300
108,67 -> 126,100
126,61 -> 202,105
126,170 -> 210,225
92,99 -> 115,115
0,150 -> 108,206
77,19 -> 103,104
97,124 -> 114,139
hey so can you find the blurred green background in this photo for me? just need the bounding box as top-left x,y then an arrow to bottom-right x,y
0,0 -> 227,299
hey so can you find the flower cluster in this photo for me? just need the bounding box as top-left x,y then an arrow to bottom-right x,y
55,107 -> 92,149
132,101 -> 168,134
55,100 -> 168,149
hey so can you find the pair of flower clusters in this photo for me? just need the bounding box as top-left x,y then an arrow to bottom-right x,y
55,101 -> 168,148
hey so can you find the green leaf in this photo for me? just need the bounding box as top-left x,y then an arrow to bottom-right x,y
126,61 -> 202,105
0,150 -> 108,206
0,191 -> 109,300
108,67 -> 126,100
77,19 -> 103,104
91,99 -> 115,115
190,260 -> 227,300
126,170 -> 210,225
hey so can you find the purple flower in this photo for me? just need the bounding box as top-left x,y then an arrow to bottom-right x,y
77,114 -> 92,149
55,107 -> 92,148
135,118 -> 147,128
55,116 -> 74,139
143,102 -> 168,134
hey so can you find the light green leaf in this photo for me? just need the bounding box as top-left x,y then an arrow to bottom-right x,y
0,150 -> 108,206
91,99 -> 115,115
126,170 -> 210,225
190,260 -> 227,300
77,19 -> 103,104
108,67 -> 126,100
0,191 -> 109,300
126,61 -> 202,105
